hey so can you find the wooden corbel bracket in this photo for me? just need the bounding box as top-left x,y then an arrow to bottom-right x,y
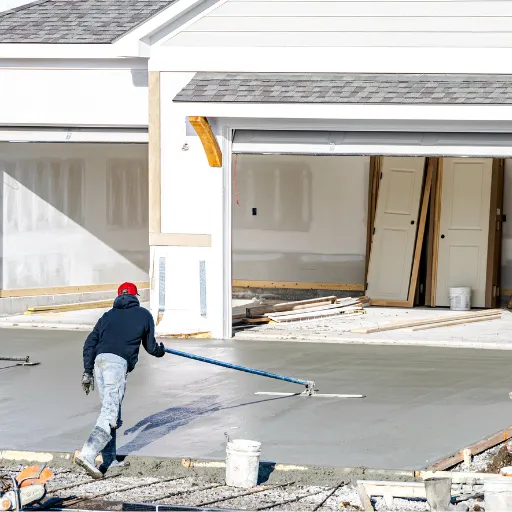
188,116 -> 222,167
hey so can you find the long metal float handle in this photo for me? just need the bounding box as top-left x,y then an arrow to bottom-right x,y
164,348 -> 316,396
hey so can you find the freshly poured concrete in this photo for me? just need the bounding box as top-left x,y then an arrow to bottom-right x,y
0,329 -> 511,470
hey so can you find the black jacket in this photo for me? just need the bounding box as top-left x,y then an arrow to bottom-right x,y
83,295 -> 164,374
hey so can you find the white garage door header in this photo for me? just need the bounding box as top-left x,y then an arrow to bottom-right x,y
232,130 -> 512,157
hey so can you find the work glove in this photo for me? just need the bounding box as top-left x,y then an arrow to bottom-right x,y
81,372 -> 94,395
155,342 -> 165,358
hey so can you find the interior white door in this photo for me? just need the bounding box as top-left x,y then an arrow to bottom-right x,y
435,158 -> 492,307
367,157 -> 426,301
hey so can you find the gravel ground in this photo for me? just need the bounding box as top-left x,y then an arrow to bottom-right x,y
0,463 -> 417,511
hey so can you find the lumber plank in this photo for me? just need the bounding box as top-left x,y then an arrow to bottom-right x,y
148,71 -> 161,236
242,317 -> 271,324
268,308 -> 365,323
247,296 -> 337,318
370,299 -> 410,307
0,282 -> 149,299
428,425 -> 512,471
425,159 -> 439,306
268,303 -> 361,318
406,157 -> 434,307
233,280 -> 365,291
26,300 -> 113,314
412,313 -> 501,331
351,309 -> 502,334
430,158 -> 444,306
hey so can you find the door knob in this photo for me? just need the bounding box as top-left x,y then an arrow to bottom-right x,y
441,234 -> 445,239
410,220 -> 415,225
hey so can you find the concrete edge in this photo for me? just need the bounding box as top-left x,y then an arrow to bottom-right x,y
234,331 -> 512,350
0,449 -> 417,486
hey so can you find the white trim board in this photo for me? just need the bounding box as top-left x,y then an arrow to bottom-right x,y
150,46 -> 512,73
231,130 -> 512,157
0,128 -> 148,143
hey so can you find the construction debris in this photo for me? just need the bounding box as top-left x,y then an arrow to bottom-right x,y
235,296 -> 369,327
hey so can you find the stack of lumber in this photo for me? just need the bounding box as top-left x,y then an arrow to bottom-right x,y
233,296 -> 369,326
351,308 -> 502,334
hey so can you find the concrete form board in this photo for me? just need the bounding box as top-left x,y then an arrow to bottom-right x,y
1,330 -> 511,470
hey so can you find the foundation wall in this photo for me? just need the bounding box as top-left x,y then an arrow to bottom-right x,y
0,142 -> 149,292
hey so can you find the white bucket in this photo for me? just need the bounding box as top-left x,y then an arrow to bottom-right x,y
484,478 -> 512,512
225,439 -> 261,489
449,287 -> 471,311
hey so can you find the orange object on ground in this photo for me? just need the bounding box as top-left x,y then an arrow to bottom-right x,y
16,466 -> 53,487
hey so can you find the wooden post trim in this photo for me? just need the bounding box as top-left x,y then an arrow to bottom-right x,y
188,116 -> 222,167
149,233 -> 212,247
149,71 -> 161,237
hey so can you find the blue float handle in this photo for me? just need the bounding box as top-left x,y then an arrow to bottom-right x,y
164,348 -> 315,395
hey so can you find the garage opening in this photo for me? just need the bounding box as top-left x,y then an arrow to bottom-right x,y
230,130 -> 511,340
0,140 -> 149,313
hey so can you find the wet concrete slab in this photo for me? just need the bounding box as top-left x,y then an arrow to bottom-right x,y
0,329 -> 510,470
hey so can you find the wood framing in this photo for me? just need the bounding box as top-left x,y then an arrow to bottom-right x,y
430,158 -> 444,307
0,282 -> 149,299
424,159 -> 439,306
188,116 -> 222,167
485,158 -> 505,307
370,157 -> 434,308
149,233 -> 212,247
232,280 -> 365,291
148,71 -> 161,237
364,156 -> 382,288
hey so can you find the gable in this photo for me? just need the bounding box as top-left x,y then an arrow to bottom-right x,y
163,0 -> 512,48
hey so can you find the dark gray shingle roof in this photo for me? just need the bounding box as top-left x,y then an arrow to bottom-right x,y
0,0 -> 176,43
174,73 -> 512,105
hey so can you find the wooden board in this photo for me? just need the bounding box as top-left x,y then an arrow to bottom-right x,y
411,312 -> 501,331
406,157 -> 435,307
428,425 -> 512,471
268,308 -> 365,323
267,302 -> 361,318
148,71 -> 161,236
0,282 -> 149,299
26,300 -> 113,314
430,158 -> 444,307
233,280 -> 364,291
425,159 -> 439,306
351,308 -> 502,334
247,296 -> 338,318
486,158 -> 505,307
365,156 -> 382,289
149,233 -> 212,247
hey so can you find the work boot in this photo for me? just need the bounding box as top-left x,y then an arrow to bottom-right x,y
99,428 -> 130,474
75,426 -> 112,479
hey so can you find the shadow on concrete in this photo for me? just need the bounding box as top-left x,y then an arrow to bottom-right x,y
120,394 -> 295,455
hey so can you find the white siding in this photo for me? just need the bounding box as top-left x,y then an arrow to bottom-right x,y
165,0 -> 512,47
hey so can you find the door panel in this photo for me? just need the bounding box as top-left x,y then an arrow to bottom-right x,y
435,158 -> 492,307
367,157 -> 426,301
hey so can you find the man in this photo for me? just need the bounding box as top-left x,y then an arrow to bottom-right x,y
75,282 -> 165,479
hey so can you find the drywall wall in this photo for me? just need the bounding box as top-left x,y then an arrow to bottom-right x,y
0,142 -> 149,290
232,155 -> 369,284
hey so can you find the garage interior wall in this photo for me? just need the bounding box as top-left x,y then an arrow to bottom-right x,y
233,155 -> 512,294
0,143 -> 149,290
232,155 -> 369,285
